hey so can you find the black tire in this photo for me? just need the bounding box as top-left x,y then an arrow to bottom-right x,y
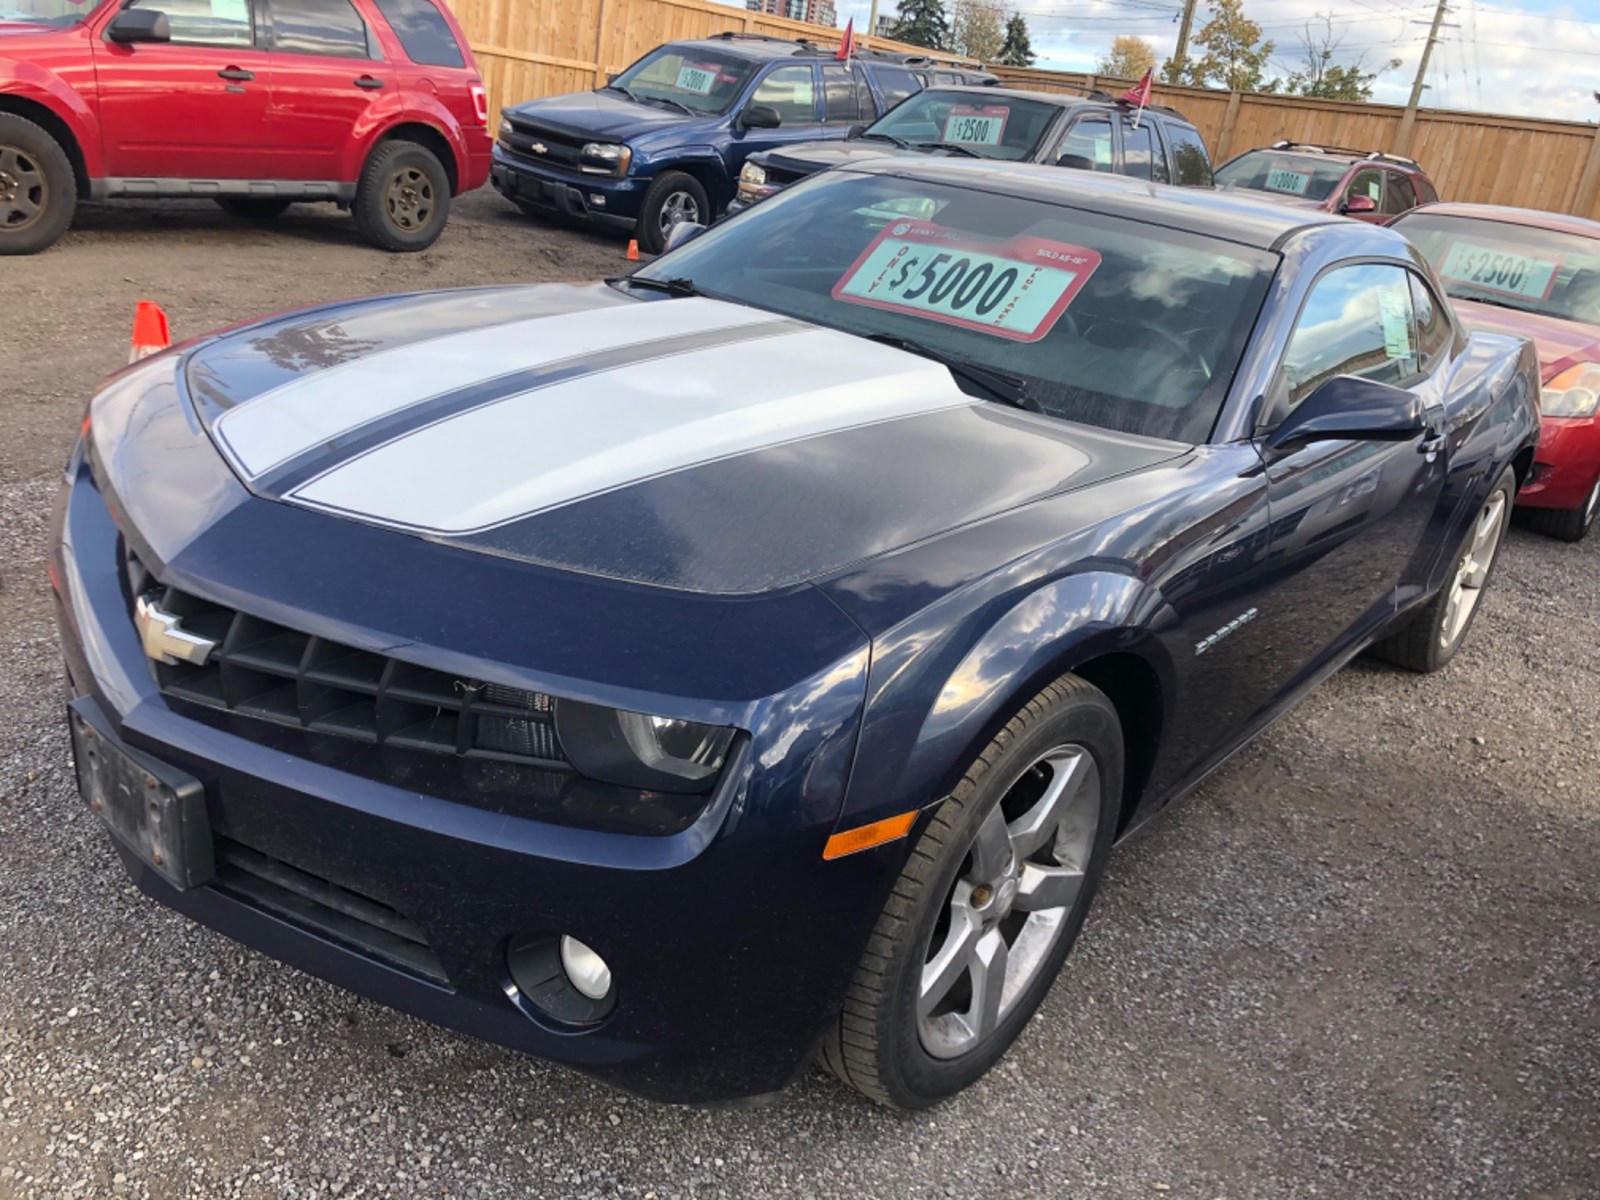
636,170 -> 708,255
352,140 -> 451,252
215,197 -> 292,220
1523,474 -> 1600,543
821,673 -> 1123,1109
0,112 -> 76,256
1371,465 -> 1516,673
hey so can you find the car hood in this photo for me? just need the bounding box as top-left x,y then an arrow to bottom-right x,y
761,140 -> 909,174
505,89 -> 702,142
1220,186 -> 1325,211
0,18 -> 61,34
106,284 -> 1181,597
1450,299 -> 1600,382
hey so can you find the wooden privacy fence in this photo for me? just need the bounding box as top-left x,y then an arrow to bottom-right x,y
446,0 -> 1600,221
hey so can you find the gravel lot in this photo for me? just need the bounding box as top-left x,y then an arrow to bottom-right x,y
2,192 -> 1597,1200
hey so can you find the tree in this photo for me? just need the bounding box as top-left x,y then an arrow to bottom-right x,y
950,0 -> 1005,63
1098,35 -> 1158,81
1281,14 -> 1400,101
996,12 -> 1034,67
889,0 -> 949,51
1167,0 -> 1276,93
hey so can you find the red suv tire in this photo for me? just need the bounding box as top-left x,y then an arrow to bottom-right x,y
0,113 -> 77,256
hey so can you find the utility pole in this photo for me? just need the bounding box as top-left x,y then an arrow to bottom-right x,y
1170,0 -> 1198,82
868,0 -> 879,41
1407,0 -> 1452,112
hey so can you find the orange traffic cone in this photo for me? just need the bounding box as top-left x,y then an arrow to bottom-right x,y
625,239 -> 640,261
129,301 -> 171,363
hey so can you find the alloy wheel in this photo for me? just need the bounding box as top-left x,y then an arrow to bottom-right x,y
384,166 -> 435,233
0,144 -> 45,232
1441,489 -> 1508,650
918,744 -> 1101,1060
657,190 -> 700,239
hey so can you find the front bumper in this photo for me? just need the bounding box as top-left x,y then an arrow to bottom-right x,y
490,145 -> 641,232
49,457 -> 900,1104
1516,415 -> 1600,511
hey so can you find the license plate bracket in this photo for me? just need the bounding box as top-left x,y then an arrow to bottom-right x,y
69,699 -> 214,891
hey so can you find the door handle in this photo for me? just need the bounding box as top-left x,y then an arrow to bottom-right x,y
354,75 -> 384,89
1419,430 -> 1447,462
217,66 -> 254,81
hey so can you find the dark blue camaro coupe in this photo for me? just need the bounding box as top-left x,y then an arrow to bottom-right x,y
53,160 -> 1539,1108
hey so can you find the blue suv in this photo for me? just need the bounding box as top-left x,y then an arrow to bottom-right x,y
490,33 -> 993,251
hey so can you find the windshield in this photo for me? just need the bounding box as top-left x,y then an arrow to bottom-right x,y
607,46 -> 759,117
866,90 -> 1062,162
0,0 -> 96,23
632,172 -> 1277,442
1393,212 -> 1600,327
1215,152 -> 1350,202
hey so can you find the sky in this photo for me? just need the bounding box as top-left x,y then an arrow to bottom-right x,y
717,0 -> 1600,123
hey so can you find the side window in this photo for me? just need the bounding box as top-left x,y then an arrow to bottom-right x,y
128,0 -> 253,47
1382,172 -> 1418,216
1268,264 -> 1420,427
750,65 -> 817,127
1344,168 -> 1384,208
1409,271 -> 1453,369
266,0 -> 372,56
1120,119 -> 1159,182
370,0 -> 464,67
1056,115 -> 1113,172
871,65 -> 919,109
821,65 -> 857,123
1167,125 -> 1213,187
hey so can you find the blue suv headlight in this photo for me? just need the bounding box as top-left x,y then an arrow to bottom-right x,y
580,143 -> 632,176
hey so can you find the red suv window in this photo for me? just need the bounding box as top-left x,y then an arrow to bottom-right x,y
370,0 -> 466,67
266,0 -> 373,57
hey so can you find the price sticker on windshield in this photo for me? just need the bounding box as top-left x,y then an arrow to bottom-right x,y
1438,239 -> 1561,301
832,220 -> 1101,342
674,62 -> 718,95
942,105 -> 1009,146
1264,161 -> 1312,196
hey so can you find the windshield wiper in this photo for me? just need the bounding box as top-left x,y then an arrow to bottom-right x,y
641,95 -> 695,115
915,141 -> 982,158
867,334 -> 1036,411
1454,293 -> 1531,313
858,132 -> 911,148
611,275 -> 702,298
602,82 -> 640,102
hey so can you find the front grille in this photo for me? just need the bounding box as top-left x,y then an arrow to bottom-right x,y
127,554 -> 567,771
212,835 -> 447,985
764,162 -> 811,187
501,118 -> 584,169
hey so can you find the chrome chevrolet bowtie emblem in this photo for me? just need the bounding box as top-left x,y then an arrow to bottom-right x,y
529,142 -> 547,154
135,595 -> 217,666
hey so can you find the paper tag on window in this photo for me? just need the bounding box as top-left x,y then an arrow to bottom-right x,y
1377,291 -> 1412,360
675,63 -> 717,95
1264,161 -> 1312,195
941,105 -> 1009,146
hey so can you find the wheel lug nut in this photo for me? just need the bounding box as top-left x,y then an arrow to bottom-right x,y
971,884 -> 993,906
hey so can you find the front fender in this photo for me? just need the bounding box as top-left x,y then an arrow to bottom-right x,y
837,569 -> 1177,833
633,144 -> 732,197
0,66 -> 102,177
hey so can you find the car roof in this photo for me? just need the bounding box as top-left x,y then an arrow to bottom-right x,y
1398,201 -> 1600,240
668,34 -> 960,64
1229,145 -> 1428,176
912,85 -> 1200,126
840,157 -> 1351,249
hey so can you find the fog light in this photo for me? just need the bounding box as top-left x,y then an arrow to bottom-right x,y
560,935 -> 612,1000
590,193 -> 606,207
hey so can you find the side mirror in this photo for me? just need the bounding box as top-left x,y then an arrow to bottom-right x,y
740,104 -> 782,130
1340,194 -> 1378,215
106,8 -> 171,43
662,220 -> 706,253
845,123 -> 869,139
607,72 -> 620,84
1264,375 -> 1425,455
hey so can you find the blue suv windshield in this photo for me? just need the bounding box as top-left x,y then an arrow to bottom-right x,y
608,47 -> 760,117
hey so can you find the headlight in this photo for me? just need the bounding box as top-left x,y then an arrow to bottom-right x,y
498,116 -> 513,140
555,700 -> 735,794
580,143 -> 632,176
1542,362 -> 1600,418
739,161 -> 767,186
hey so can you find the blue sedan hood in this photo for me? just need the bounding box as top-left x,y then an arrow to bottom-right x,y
116,284 -> 1180,596
505,89 -> 702,142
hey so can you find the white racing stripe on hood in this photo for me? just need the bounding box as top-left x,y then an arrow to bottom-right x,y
286,325 -> 977,534
212,298 -> 780,479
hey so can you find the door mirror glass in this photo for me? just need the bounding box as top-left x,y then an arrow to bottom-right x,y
106,8 -> 171,43
741,104 -> 783,130
1341,194 -> 1377,214
662,220 -> 706,253
1264,375 -> 1425,454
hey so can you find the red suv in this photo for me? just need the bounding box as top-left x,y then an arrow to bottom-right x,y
1214,141 -> 1438,222
0,0 -> 492,254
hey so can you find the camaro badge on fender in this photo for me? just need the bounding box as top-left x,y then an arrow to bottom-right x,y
1195,608 -> 1258,656
134,595 -> 217,667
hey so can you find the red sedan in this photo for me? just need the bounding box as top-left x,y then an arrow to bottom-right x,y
1393,203 -> 1600,540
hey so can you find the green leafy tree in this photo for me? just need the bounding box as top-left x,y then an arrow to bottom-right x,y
889,0 -> 950,51
996,12 -> 1034,67
1167,0 -> 1276,93
1098,35 -> 1158,81
950,0 -> 1005,63
1282,15 -> 1400,100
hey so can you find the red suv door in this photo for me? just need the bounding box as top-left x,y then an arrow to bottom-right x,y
93,0 -> 272,181
260,0 -> 397,182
